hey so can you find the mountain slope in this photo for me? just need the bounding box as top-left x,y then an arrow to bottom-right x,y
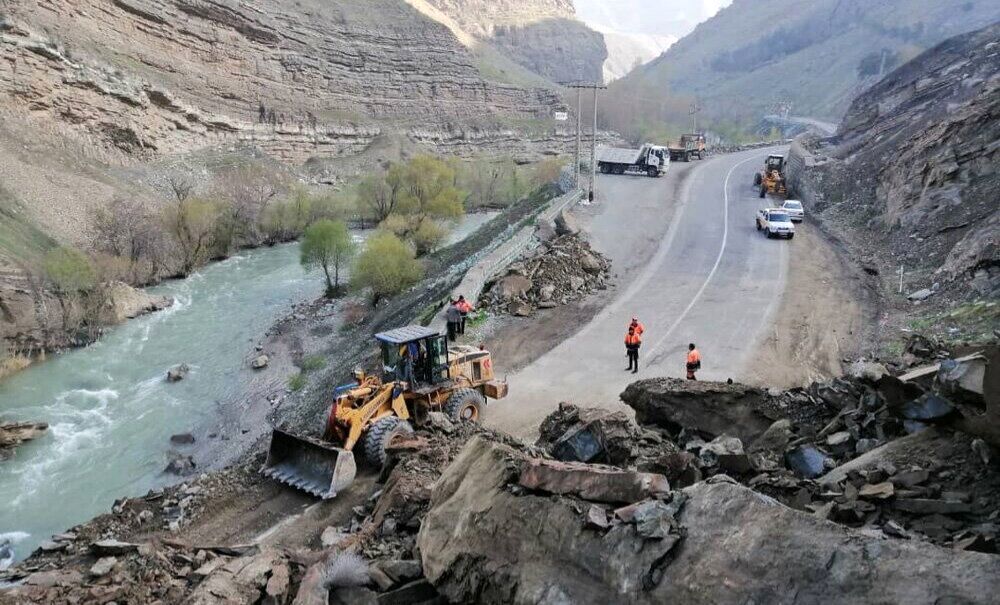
0,0 -> 576,251
612,0 -> 1000,125
413,0 -> 607,83
787,22 -> 999,300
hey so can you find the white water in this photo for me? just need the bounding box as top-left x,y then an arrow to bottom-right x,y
0,243 -> 326,563
0,213 -> 497,564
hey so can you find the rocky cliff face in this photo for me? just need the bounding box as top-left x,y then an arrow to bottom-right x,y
0,0 -> 566,167
787,23 -> 999,298
419,0 -> 607,83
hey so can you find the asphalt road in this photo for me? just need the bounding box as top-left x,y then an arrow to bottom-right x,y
489,147 -> 791,438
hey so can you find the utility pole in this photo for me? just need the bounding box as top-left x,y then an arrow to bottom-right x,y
563,82 -> 606,201
591,86 -> 599,202
575,87 -> 582,188
689,100 -> 703,133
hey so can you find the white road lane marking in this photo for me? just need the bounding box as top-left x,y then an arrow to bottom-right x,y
645,153 -> 764,361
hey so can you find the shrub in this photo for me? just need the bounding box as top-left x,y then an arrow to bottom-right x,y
43,247 -> 96,294
352,231 -> 423,305
300,355 -> 326,372
288,372 -> 307,392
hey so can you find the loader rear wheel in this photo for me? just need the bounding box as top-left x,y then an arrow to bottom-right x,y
362,416 -> 413,467
444,388 -> 486,423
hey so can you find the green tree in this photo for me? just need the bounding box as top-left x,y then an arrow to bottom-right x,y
301,219 -> 355,296
43,247 -> 97,294
352,231 -> 423,305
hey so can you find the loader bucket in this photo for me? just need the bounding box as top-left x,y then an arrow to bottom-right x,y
261,429 -> 357,499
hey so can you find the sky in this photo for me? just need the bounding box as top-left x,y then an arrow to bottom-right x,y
574,0 -> 733,38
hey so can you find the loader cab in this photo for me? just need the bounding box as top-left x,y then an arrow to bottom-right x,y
765,155 -> 785,172
375,326 -> 450,387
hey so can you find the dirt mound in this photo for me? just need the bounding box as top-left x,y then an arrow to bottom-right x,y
478,234 -> 611,316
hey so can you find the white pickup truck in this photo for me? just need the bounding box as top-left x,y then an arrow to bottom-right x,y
755,208 -> 795,239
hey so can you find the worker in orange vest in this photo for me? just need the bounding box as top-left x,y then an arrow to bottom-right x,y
625,327 -> 642,374
452,295 -> 473,335
629,316 -> 645,337
686,343 -> 701,380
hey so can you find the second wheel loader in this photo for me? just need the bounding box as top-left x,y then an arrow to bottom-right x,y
754,154 -> 788,199
262,325 -> 508,499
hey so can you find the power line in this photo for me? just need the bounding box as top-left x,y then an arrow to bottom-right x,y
561,82 -> 607,202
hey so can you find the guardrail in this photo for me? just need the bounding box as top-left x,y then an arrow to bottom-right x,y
431,188 -> 583,327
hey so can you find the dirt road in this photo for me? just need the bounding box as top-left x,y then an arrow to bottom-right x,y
489,147 -> 865,438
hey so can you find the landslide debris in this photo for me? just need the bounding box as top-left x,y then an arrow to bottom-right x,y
5,351 -> 999,604
478,233 -> 611,316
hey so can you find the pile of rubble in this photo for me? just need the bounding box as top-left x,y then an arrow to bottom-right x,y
479,231 -> 611,317
619,352 -> 1000,554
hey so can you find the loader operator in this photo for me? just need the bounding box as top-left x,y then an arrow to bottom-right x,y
625,327 -> 642,374
686,343 -> 701,380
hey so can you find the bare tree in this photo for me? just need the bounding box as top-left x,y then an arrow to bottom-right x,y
165,174 -> 194,203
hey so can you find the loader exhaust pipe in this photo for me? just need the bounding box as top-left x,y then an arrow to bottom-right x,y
261,429 -> 357,499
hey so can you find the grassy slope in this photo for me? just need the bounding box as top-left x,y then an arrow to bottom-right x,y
617,0 -> 1000,122
0,185 -> 56,269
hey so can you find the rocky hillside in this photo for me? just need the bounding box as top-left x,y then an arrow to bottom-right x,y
611,0 -> 1000,124
0,0 -> 586,357
413,0 -> 607,83
787,23 -> 999,302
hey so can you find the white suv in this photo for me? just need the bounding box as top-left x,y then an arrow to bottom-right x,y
756,208 -> 795,239
781,200 -> 805,222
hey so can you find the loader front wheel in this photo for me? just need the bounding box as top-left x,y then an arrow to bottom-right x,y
754,173 -> 762,186
363,416 -> 414,468
444,388 -> 486,423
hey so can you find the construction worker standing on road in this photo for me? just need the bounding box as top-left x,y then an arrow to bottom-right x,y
625,327 -> 642,374
686,343 -> 701,380
445,303 -> 462,342
629,316 -> 645,337
453,295 -> 473,335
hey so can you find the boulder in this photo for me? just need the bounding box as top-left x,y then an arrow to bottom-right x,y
164,453 -> 197,476
89,556 -> 117,577
535,219 -> 557,242
91,539 -> 138,556
554,209 -> 580,236
907,288 -> 934,301
167,364 -> 191,382
419,437 -> 1000,604
169,433 -> 196,446
656,481 -> 1000,604
419,436 -> 681,604
0,421 -> 48,459
579,252 -> 602,274
900,393 -> 956,421
536,403 -> 642,466
496,274 -> 532,300
538,284 -> 556,302
784,445 -> 831,479
621,379 -> 773,443
508,301 -> 532,317
251,355 -> 269,370
518,458 -> 670,504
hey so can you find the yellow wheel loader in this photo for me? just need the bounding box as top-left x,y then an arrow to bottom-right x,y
262,326 -> 508,499
753,154 -> 788,199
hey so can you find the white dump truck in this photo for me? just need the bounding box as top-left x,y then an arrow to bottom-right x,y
596,144 -> 668,177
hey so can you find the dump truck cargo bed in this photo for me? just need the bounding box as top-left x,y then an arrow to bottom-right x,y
261,429 -> 357,499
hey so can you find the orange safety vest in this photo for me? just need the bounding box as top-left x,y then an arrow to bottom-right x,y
630,321 -> 645,336
625,333 -> 642,347
687,349 -> 701,365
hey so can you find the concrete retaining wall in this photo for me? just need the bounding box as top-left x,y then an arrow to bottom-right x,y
431,188 -> 583,328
